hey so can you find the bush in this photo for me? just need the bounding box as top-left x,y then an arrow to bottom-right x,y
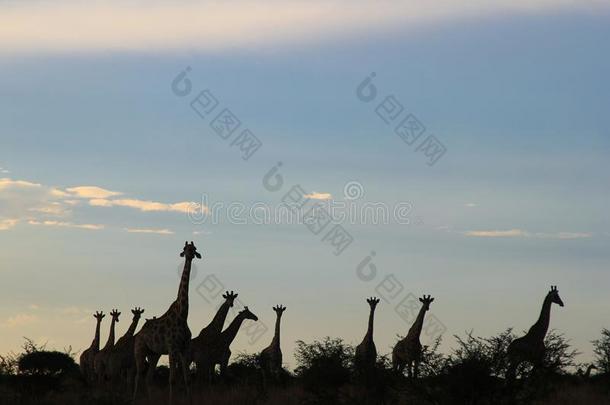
18,351 -> 79,376
592,328 -> 610,374
294,337 -> 353,391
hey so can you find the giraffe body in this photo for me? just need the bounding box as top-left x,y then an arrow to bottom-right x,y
79,311 -> 105,383
196,307 -> 258,381
392,295 -> 434,378
133,242 -> 201,404
93,309 -> 121,384
107,307 -> 144,386
190,291 -> 238,382
506,286 -> 564,382
259,305 -> 286,381
354,298 -> 379,377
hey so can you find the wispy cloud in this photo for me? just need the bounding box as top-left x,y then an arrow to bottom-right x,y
0,218 -> 19,231
125,227 -> 174,235
464,229 -> 592,239
2,313 -> 39,328
465,203 -> 478,208
65,186 -> 122,199
0,178 -> 41,190
1,1 -> 606,54
90,198 -> 203,214
304,192 -> 332,200
28,220 -> 104,230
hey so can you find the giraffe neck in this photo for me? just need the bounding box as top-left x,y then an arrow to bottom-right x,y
221,314 -> 247,345
202,299 -> 232,336
123,316 -> 141,339
585,365 -> 595,378
91,319 -> 102,350
407,305 -> 427,340
271,313 -> 282,346
527,294 -> 553,341
176,257 -> 193,319
102,317 -> 117,350
364,306 -> 375,341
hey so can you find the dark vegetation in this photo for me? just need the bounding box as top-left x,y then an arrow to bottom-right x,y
1,330 -> 609,405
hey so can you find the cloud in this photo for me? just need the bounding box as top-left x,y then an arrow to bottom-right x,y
90,198 -> 203,214
464,229 -> 592,239
465,203 -> 478,207
65,186 -> 122,199
28,220 -> 104,230
1,1 -> 606,54
3,314 -> 38,328
0,178 -> 41,190
304,192 -> 332,200
125,227 -> 174,235
0,218 -> 19,231
0,167 -> 10,174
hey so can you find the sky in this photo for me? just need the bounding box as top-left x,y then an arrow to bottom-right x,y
0,0 -> 609,368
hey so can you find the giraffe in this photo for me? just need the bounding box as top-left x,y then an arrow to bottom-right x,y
133,241 -> 201,404
354,297 -> 380,377
190,290 -> 238,383
259,305 -> 286,382
106,307 -> 145,387
79,311 -> 105,383
197,306 -> 258,382
506,286 -> 564,382
392,295 -> 434,378
93,309 -> 121,384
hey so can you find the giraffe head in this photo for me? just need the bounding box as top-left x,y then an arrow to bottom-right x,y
273,305 -> 286,317
180,241 -> 202,260
366,297 -> 380,309
109,309 -> 121,323
549,285 -> 564,307
93,311 -> 105,321
240,306 -> 259,321
419,295 -> 434,311
223,291 -> 239,307
131,307 -> 145,321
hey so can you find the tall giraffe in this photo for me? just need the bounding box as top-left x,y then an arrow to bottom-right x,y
197,306 -> 258,381
259,305 -> 286,381
506,286 -> 564,382
93,309 -> 121,384
354,297 -> 380,376
79,311 -> 105,383
107,307 -> 145,386
190,291 -> 238,382
133,241 -> 201,404
392,295 -> 434,378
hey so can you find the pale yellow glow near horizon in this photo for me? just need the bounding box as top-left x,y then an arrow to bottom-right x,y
0,0 -> 606,53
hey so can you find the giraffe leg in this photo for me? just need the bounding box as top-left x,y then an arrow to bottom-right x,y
133,348 -> 147,403
146,353 -> 161,399
413,360 -> 420,379
179,351 -> 192,404
168,351 -> 178,405
406,361 -> 413,379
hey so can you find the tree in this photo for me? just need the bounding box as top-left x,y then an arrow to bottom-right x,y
18,351 -> 79,376
294,337 -> 353,391
592,328 -> 610,374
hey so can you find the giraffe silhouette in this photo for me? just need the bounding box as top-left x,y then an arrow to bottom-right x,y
196,306 -> 258,382
190,290 -> 238,383
506,286 -> 564,382
259,305 -> 286,382
392,295 -> 434,378
354,297 -> 379,377
133,241 -> 201,404
107,307 -> 144,387
79,311 -> 105,383
93,309 -> 121,384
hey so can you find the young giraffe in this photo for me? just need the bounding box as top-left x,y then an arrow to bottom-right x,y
79,311 -> 105,383
106,307 -> 144,387
93,309 -> 121,384
133,241 -> 201,404
190,291 -> 238,383
354,297 -> 380,377
392,295 -> 434,378
506,286 -> 564,382
259,305 -> 286,381
197,306 -> 258,381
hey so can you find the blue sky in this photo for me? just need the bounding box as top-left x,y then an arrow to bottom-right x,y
0,1 -> 609,367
